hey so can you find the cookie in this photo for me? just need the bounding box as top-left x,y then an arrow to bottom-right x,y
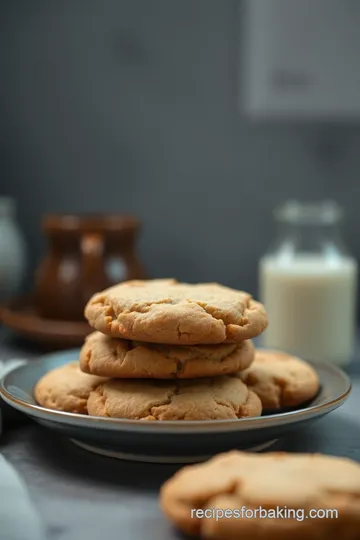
87,375 -> 262,420
238,349 -> 320,409
160,450 -> 360,539
80,331 -> 255,379
84,279 -> 267,345
34,363 -> 107,414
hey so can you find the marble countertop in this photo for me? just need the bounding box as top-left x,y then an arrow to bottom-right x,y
1,336 -> 360,540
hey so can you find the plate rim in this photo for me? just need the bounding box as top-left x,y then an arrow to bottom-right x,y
70,438 -> 280,462
0,353 -> 352,435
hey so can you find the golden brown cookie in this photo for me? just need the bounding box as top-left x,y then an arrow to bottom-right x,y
84,279 -> 267,345
80,331 -> 255,379
160,450 -> 360,539
238,349 -> 320,409
34,363 -> 107,414
87,375 -> 262,420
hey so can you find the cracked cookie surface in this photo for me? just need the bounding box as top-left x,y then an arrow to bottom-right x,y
87,376 -> 262,420
34,363 -> 107,414
80,331 -> 255,379
238,350 -> 320,409
84,279 -> 268,344
160,450 -> 360,539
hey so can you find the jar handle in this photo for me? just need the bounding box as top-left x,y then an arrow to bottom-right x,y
80,233 -> 106,305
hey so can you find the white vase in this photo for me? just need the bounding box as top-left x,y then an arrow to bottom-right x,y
0,197 -> 27,303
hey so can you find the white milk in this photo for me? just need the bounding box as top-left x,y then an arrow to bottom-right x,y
259,254 -> 357,365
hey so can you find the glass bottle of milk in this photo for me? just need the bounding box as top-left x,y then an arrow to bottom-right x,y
259,200 -> 357,366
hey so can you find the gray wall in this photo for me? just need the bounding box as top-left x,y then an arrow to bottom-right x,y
1,0 -> 360,299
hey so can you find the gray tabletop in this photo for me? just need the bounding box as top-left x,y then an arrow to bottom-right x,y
1,336 -> 360,540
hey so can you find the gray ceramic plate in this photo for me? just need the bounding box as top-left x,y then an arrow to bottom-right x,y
0,349 -> 351,463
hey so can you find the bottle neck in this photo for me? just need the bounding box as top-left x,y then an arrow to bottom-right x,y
278,220 -> 340,241
272,220 -> 349,260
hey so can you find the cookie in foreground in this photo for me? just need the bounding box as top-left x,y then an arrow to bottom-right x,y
80,331 -> 255,379
84,278 -> 268,345
160,450 -> 360,539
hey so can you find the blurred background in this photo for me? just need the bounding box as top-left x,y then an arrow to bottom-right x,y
1,0 -> 360,363
2,0 -> 360,296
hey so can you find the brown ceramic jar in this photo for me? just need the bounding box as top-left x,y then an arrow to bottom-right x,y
34,214 -> 146,321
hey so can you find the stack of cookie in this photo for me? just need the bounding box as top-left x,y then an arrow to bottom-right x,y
81,279 -> 270,420
36,279 -> 271,419
35,279 -> 321,418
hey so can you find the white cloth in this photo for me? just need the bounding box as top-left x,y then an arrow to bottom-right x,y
0,454 -> 46,540
0,359 -> 27,437
0,359 -> 46,539
0,359 -> 27,378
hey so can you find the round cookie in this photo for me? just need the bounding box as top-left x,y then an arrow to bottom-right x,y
84,278 -> 268,344
87,376 -> 262,421
34,363 -> 107,414
238,349 -> 320,409
160,450 -> 360,539
80,331 -> 255,379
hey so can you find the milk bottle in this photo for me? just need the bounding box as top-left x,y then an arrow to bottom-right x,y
259,201 -> 357,366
